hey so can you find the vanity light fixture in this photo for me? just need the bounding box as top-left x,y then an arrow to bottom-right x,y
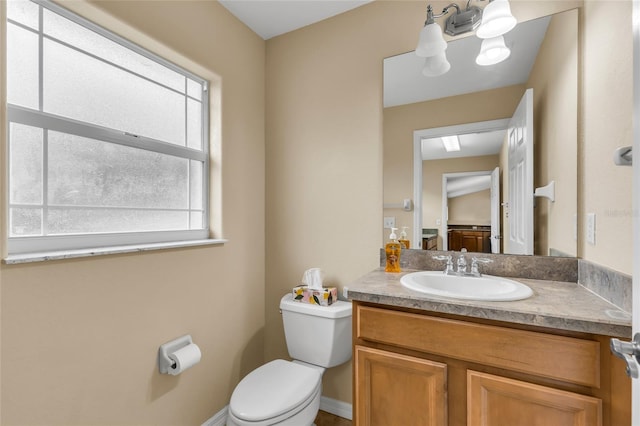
423,51 -> 451,77
475,0 -> 517,39
476,35 -> 511,66
441,135 -> 461,152
416,0 -> 517,76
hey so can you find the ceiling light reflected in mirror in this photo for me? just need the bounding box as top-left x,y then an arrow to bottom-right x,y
441,135 -> 461,152
421,130 -> 506,160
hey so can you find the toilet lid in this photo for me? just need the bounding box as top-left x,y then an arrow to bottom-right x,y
230,359 -> 322,422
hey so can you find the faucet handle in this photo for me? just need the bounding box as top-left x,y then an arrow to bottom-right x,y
471,257 -> 493,275
432,255 -> 454,274
432,255 -> 451,261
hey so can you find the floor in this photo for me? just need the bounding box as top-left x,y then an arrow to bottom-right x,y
314,410 -> 352,426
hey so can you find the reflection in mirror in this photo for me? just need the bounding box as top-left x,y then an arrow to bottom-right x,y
383,9 -> 578,257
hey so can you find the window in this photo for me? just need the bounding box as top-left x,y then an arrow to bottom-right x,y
6,0 -> 210,256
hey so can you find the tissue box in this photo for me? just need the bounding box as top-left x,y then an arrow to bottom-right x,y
292,286 -> 338,306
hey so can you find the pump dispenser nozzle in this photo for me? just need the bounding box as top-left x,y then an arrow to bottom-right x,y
385,228 -> 402,272
399,226 -> 410,249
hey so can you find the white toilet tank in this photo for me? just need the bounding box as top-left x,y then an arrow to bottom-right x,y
279,293 -> 352,368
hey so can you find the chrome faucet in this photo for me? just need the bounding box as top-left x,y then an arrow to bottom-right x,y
432,250 -> 493,277
434,251 -> 493,277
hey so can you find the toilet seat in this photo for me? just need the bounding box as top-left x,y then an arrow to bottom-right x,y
229,359 -> 322,425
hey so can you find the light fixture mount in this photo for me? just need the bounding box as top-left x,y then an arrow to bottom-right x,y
444,5 -> 483,36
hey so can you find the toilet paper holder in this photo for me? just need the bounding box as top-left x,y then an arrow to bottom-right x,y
158,334 -> 193,374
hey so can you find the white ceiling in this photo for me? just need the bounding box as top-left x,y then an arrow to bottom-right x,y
218,0 -> 373,40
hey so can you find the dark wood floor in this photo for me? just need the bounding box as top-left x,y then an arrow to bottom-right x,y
314,410 -> 352,426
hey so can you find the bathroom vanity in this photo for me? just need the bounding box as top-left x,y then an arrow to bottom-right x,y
349,265 -> 632,426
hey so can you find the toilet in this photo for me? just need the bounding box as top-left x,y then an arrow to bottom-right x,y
227,293 -> 352,426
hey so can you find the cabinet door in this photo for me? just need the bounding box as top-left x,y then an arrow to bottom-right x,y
468,371 -> 602,426
355,345 -> 447,426
460,233 -> 480,252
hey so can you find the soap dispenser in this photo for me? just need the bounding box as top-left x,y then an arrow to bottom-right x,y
399,226 -> 410,249
385,227 -> 402,273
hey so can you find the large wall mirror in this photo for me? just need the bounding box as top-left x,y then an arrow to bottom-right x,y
383,8 -> 577,257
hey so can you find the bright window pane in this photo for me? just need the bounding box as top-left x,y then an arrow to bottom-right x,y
47,208 -> 189,234
11,208 -> 42,236
7,23 -> 39,109
190,211 -> 203,229
43,39 -> 186,145
187,78 -> 202,101
7,0 -> 39,30
190,160 -> 203,210
48,130 -> 189,210
187,99 -> 202,150
43,9 -> 185,92
10,123 -> 43,204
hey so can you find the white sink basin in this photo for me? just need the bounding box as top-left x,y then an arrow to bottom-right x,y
400,271 -> 533,301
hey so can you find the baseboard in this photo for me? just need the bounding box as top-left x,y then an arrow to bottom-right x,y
202,405 -> 227,426
320,396 -> 353,421
201,396 -> 353,426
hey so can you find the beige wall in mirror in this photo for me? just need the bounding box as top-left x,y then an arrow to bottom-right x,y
384,9 -> 578,257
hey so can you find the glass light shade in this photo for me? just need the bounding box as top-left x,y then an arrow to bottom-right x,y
422,52 -> 451,77
476,35 -> 511,66
416,23 -> 447,57
476,0 -> 517,39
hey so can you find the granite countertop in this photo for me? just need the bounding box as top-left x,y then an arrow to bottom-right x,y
347,268 -> 632,338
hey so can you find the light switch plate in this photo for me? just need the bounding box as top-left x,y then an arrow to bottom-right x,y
384,216 -> 396,229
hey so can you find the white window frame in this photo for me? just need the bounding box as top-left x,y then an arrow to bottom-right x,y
6,0 -> 214,258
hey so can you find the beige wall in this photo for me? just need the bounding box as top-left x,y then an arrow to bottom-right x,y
1,1 -> 265,424
264,2 -> 397,403
580,0 -> 633,274
526,9 -> 578,257
449,190 -> 492,225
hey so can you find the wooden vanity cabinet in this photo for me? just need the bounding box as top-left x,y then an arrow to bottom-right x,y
448,229 -> 491,253
422,235 -> 437,250
353,302 -> 631,426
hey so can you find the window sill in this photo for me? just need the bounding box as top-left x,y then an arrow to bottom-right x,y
3,239 -> 228,264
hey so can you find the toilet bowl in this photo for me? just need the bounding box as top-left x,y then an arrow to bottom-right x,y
227,294 -> 352,426
227,360 -> 322,426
